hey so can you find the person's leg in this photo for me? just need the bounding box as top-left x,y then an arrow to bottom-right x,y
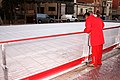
97,45 -> 103,65
90,46 -> 98,67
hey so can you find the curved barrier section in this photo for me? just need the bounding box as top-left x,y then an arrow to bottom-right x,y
118,27 -> 120,45
0,22 -> 120,80
103,26 -> 120,50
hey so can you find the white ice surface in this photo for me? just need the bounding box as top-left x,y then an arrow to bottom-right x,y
0,22 -> 120,41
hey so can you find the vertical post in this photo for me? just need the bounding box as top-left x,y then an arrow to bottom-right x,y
102,1 -> 105,20
57,2 -> 61,23
85,34 -> 91,64
74,0 -> 77,18
57,3 -> 59,23
1,44 -> 8,80
87,35 -> 91,63
34,2 -> 38,24
24,0 -> 26,24
3,9 -> 6,24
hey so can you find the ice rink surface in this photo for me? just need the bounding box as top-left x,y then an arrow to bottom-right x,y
0,22 -> 120,41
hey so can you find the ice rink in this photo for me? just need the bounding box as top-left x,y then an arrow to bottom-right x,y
0,22 -> 120,80
0,22 -> 120,41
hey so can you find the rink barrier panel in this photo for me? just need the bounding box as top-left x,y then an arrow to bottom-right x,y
0,26 -> 120,80
0,32 -> 84,44
21,44 -> 118,80
22,26 -> 120,80
0,26 -> 120,44
103,26 -> 120,49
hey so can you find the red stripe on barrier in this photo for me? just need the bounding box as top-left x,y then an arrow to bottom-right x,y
103,44 -> 118,53
22,57 -> 86,80
0,32 -> 84,44
0,26 -> 120,44
22,44 -> 119,80
103,26 -> 120,30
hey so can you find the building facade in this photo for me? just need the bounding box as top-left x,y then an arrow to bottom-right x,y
74,0 -> 101,19
106,0 -> 112,19
0,0 -> 74,24
77,0 -> 94,3
0,0 -> 2,7
1,0 -> 117,24
74,0 -> 113,20
25,0 -> 74,23
112,0 -> 120,19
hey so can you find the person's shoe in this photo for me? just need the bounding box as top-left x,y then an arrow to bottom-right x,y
87,63 -> 94,67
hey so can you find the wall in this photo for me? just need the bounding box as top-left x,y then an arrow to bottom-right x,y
112,0 -> 119,9
77,0 -> 94,3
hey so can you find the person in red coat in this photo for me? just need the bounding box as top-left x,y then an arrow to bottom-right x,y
84,12 -> 104,67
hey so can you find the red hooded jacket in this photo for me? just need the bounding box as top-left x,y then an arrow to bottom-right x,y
84,15 -> 104,46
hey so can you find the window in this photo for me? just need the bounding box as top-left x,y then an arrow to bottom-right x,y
86,9 -> 88,13
65,3 -> 74,14
80,8 -> 83,13
119,1 -> 120,6
48,7 -> 56,11
103,1 -> 106,6
72,16 -> 75,18
107,4 -> 109,6
26,3 -> 34,10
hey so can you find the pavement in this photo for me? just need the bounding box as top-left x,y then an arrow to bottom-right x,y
51,49 -> 120,80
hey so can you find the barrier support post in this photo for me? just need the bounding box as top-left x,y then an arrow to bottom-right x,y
1,44 -> 8,80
